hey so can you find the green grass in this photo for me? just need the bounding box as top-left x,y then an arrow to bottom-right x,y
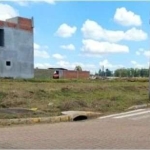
0,78 -> 149,119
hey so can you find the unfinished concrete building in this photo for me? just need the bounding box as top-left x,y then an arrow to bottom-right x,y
0,16 -> 34,78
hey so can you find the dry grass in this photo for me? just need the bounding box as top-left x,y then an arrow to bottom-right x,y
0,78 -> 149,119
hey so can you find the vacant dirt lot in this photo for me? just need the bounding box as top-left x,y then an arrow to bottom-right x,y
0,78 -> 149,119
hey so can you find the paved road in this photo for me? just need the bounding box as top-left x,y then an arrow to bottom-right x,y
0,108 -> 150,149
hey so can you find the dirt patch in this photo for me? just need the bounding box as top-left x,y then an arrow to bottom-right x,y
0,108 -> 47,119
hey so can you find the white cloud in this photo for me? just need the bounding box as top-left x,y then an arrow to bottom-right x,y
104,30 -> 124,43
56,60 -> 70,69
131,61 -> 137,65
34,43 -> 40,49
41,0 -> 55,4
81,20 -> 147,42
52,53 -> 65,60
143,51 -> 150,57
60,44 -> 75,50
99,59 -> 113,68
136,51 -> 141,56
124,28 -> 147,41
34,43 -> 50,59
0,3 -> 18,21
55,23 -> 77,38
136,48 -> 144,55
56,60 -> 96,72
131,61 -> 148,68
136,48 -> 150,57
14,1 -> 29,6
12,0 -> 55,6
81,20 -> 105,40
81,39 -> 129,55
99,59 -> 124,70
34,63 -> 52,69
79,53 -> 102,58
114,7 -> 142,26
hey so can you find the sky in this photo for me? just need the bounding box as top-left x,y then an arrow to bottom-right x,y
0,0 -> 150,73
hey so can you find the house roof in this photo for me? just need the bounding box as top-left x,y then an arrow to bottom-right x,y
48,68 -> 68,70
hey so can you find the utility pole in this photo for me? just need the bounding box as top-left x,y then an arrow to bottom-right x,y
149,62 -> 150,100
102,65 -> 104,79
148,16 -> 150,101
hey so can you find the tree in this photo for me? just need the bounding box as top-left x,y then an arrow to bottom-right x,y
105,68 -> 112,77
134,68 -> 140,77
114,68 -> 128,77
98,69 -> 102,76
114,68 -> 149,77
75,65 -> 82,71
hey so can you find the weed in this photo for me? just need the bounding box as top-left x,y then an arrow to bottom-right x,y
0,78 -> 149,119
0,92 -> 7,100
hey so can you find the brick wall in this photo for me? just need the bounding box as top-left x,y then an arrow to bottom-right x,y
63,70 -> 89,79
78,71 -> 90,78
0,17 -> 33,32
0,21 -> 4,26
34,69 -> 90,79
18,17 -> 33,32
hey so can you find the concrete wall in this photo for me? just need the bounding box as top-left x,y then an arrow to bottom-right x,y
0,22 -> 34,78
34,69 -> 54,79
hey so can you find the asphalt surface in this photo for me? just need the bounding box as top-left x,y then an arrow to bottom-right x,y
0,108 -> 150,149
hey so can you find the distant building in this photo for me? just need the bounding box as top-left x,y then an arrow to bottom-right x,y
34,68 -> 90,79
0,16 -> 34,78
50,68 -> 90,79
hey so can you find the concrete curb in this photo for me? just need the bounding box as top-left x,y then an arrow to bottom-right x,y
0,111 -> 102,126
127,103 -> 150,110
62,111 -> 101,121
